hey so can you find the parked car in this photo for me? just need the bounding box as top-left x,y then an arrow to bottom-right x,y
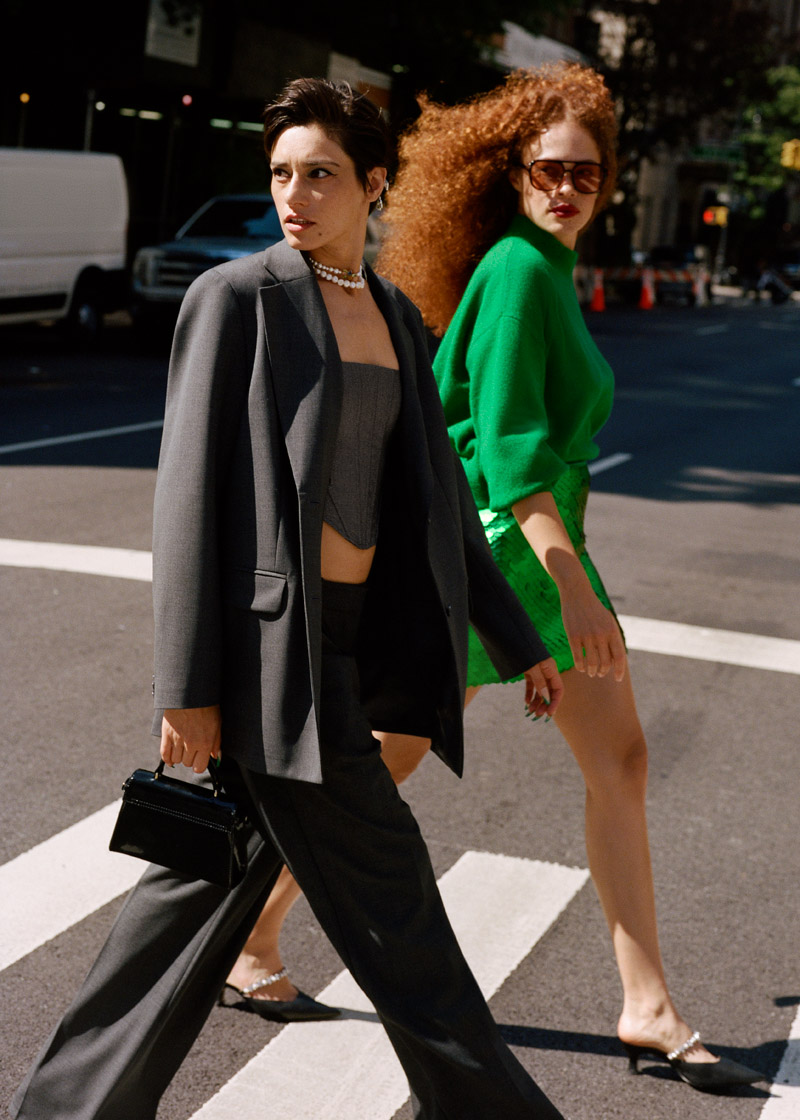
0,148 -> 128,341
131,194 -> 283,329
775,247 -> 800,290
131,193 -> 387,331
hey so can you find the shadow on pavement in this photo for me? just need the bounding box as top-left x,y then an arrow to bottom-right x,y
1,319 -> 168,470
586,301 -> 800,507
498,1023 -> 787,1093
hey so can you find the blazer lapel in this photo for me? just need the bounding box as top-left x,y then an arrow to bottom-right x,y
369,274 -> 434,517
259,241 -> 342,501
258,241 -> 343,721
258,242 -> 433,524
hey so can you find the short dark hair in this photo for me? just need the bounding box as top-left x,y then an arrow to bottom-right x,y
263,78 -> 393,208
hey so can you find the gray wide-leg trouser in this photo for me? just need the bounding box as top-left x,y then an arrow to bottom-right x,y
11,584 -> 564,1120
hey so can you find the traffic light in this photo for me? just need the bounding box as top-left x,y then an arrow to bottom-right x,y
702,206 -> 729,227
781,138 -> 800,169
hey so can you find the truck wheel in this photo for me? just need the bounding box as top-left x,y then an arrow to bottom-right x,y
66,279 -> 103,344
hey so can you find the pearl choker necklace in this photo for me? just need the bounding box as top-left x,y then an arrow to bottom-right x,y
308,257 -> 366,290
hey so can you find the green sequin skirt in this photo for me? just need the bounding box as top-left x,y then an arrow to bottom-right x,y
467,464 -> 618,684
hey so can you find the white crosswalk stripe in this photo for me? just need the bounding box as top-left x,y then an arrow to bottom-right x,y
0,538 -> 152,581
192,852 -> 589,1120
759,1007 -> 800,1118
617,614 -> 800,675
0,817 -> 588,1116
0,802 -> 142,972
3,537 -> 799,676
0,534 -> 791,1113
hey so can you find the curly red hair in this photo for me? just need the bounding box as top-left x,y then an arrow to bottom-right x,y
377,63 -> 618,335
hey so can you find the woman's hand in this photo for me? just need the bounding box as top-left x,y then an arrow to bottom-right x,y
523,657 -> 564,719
512,489 -> 626,683
160,705 -> 222,773
560,582 -> 626,681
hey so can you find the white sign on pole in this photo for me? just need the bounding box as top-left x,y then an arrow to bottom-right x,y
145,0 -> 201,68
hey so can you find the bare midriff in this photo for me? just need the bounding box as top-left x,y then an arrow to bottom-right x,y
321,521 -> 376,584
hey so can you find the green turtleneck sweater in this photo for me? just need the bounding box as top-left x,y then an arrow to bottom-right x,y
433,213 -> 614,513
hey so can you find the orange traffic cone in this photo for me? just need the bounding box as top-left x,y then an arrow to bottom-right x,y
639,267 -> 655,310
589,268 -> 605,312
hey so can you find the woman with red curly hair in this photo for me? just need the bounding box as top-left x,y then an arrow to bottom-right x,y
377,62 -> 762,1093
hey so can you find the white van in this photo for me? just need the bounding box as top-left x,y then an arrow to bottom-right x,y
0,148 -> 128,340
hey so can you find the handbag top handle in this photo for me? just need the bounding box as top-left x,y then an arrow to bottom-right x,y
154,759 -> 224,798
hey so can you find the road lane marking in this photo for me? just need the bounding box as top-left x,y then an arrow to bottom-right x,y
759,1005 -> 800,1117
588,452 -> 632,475
2,539 -> 799,675
1,524 -> 792,1105
617,614 -> 800,675
0,802 -> 142,972
0,538 -> 152,581
0,419 -> 163,456
191,851 -> 588,1120
0,822 -> 587,1119
695,324 -> 730,335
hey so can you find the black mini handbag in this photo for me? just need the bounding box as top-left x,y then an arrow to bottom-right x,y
109,760 -> 250,889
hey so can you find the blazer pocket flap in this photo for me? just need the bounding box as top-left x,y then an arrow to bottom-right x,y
226,568 -> 287,616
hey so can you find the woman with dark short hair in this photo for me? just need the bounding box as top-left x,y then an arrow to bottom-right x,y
10,77 -> 566,1120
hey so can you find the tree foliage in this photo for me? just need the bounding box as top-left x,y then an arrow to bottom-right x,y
593,0 -> 772,162
735,65 -> 800,221
579,0 -> 775,260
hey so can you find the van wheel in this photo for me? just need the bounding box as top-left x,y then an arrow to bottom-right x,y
66,280 -> 103,344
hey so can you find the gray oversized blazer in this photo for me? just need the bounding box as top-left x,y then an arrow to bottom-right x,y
152,239 -> 549,782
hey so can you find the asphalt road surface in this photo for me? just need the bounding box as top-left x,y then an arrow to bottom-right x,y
1,295 -> 799,1120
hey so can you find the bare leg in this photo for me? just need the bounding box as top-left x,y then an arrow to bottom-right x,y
373,730 -> 432,782
291,679 -> 706,1059
226,865 -> 304,1000
553,665 -> 715,1062
226,731 -> 432,1000
464,685 -> 482,708
320,681 -> 715,1064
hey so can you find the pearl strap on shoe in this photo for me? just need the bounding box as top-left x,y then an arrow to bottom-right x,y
240,968 -> 289,996
666,1030 -> 701,1062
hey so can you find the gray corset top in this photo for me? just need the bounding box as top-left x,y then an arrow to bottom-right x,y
323,361 -> 401,550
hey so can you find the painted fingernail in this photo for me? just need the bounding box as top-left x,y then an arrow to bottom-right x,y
544,716 -> 552,723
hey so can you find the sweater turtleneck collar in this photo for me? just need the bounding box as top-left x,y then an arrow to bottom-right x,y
506,212 -> 579,273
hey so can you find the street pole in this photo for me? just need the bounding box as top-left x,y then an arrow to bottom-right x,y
158,106 -> 178,241
84,89 -> 96,151
17,96 -> 29,147
713,222 -> 729,284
